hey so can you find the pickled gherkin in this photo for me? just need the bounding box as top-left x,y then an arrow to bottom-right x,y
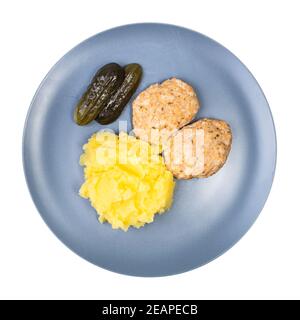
74,63 -> 124,125
96,63 -> 143,125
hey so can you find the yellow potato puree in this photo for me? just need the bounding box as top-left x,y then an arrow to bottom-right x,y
79,131 -> 175,231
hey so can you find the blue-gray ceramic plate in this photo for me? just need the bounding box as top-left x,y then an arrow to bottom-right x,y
23,23 -> 276,276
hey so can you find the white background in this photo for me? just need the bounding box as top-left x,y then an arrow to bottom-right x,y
0,0 -> 299,300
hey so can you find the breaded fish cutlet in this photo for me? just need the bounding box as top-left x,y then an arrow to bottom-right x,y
164,119 -> 232,179
132,78 -> 200,146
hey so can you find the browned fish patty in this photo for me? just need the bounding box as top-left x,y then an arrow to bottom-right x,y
164,119 -> 232,179
132,78 -> 200,146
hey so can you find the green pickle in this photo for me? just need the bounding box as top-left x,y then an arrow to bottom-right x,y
96,63 -> 143,125
74,63 -> 124,125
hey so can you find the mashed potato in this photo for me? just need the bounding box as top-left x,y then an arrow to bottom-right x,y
79,131 -> 175,231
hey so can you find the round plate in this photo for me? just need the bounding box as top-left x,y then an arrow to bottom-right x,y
23,23 -> 276,276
